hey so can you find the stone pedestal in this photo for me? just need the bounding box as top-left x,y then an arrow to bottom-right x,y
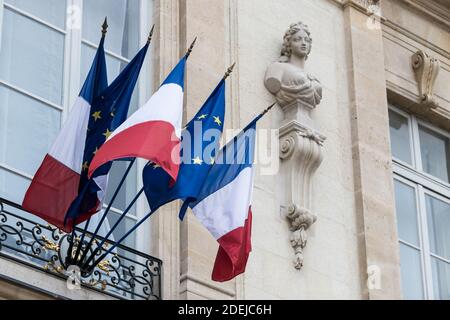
278,101 -> 325,269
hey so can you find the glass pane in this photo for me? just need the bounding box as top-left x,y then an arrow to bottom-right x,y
81,44 -> 129,85
0,86 -> 61,176
389,110 -> 412,164
419,125 -> 450,183
80,45 -> 139,117
108,211 -> 137,250
82,0 -> 140,59
0,9 -> 64,105
431,257 -> 450,300
81,45 -> 141,114
0,169 -> 30,204
399,244 -> 424,300
426,194 -> 450,261
104,161 -> 137,215
4,0 -> 66,29
394,180 -> 420,246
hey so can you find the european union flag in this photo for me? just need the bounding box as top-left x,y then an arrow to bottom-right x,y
142,78 -> 226,220
64,42 -> 150,228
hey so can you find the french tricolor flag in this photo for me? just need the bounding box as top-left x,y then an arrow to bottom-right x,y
188,118 -> 259,282
22,34 -> 108,231
88,57 -> 186,182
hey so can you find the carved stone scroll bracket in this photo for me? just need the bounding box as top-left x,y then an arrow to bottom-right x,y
286,204 -> 317,269
412,50 -> 441,109
279,101 -> 326,270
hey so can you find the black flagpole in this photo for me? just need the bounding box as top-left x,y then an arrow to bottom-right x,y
80,36 -> 198,270
75,25 -> 156,266
81,186 -> 145,269
66,18 -> 109,266
76,158 -> 135,265
86,100 -> 276,272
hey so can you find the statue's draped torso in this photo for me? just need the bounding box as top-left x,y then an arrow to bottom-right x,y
266,62 -> 322,109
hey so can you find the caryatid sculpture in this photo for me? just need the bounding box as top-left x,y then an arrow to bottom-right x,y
265,22 -> 326,270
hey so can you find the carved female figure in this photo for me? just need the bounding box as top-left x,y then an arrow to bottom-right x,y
265,22 -> 322,109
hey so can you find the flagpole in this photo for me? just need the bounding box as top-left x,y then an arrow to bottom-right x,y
81,185 -> 145,269
87,208 -> 155,272
101,17 -> 108,37
86,101 -> 276,272
80,36 -> 198,267
65,18 -> 110,266
71,25 -> 156,266
76,158 -> 136,265
185,37 -> 197,58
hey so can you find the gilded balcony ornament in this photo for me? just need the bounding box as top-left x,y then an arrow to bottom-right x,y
98,260 -> 111,276
0,197 -> 163,299
41,236 -> 60,252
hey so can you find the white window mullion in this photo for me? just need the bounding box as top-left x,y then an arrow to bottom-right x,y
3,3 -> 67,35
135,0 -> 152,255
63,0 -> 82,123
393,162 -> 450,199
411,116 -> 423,173
81,38 -> 131,63
417,185 -> 435,299
0,0 -> 4,51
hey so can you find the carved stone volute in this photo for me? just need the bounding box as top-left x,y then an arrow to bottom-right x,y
412,50 -> 441,109
279,116 -> 325,269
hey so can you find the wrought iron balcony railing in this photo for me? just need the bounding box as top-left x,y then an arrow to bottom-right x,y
0,197 -> 162,300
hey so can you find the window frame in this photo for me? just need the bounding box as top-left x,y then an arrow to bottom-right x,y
390,105 -> 450,300
0,0 -> 153,254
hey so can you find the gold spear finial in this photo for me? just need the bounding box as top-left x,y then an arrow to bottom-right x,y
261,102 -> 276,116
185,37 -> 198,58
101,17 -> 108,36
223,62 -> 236,80
147,24 -> 155,44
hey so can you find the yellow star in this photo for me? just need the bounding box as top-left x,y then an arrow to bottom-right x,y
197,114 -> 208,120
103,129 -> 113,139
110,110 -> 115,117
192,156 -> 203,165
210,157 -> 215,165
153,163 -> 161,169
82,161 -> 89,171
92,111 -> 102,121
93,147 -> 98,155
213,116 -> 222,126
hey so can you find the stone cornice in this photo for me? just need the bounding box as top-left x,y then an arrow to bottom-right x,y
399,0 -> 450,30
330,0 -> 382,16
331,0 -> 450,30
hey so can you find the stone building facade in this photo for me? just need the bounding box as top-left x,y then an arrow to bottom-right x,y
0,0 -> 449,300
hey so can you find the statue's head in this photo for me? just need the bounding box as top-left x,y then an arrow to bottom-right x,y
280,22 -> 312,62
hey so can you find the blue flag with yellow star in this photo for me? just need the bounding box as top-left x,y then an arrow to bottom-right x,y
64,42 -> 150,228
142,78 -> 226,220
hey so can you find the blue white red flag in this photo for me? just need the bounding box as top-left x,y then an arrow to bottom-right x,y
22,33 -> 108,231
88,57 -> 187,184
188,117 -> 259,282
142,78 -> 226,219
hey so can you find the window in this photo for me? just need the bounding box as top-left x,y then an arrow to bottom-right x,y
389,106 -> 450,300
0,0 -> 153,254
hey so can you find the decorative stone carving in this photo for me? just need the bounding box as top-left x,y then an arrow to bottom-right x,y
346,0 -> 379,10
265,22 -> 326,270
265,23 -> 322,109
412,50 -> 441,108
